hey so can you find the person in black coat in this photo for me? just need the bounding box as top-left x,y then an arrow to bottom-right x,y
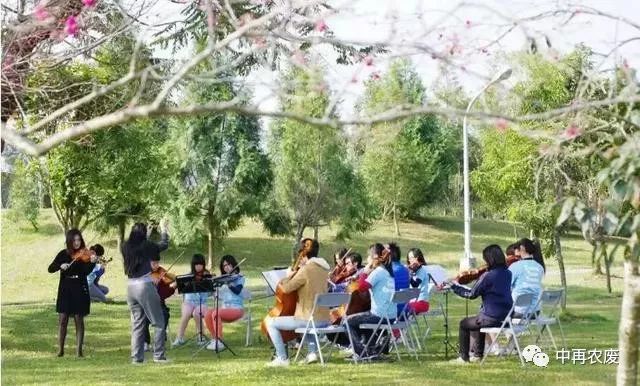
48,229 -> 97,357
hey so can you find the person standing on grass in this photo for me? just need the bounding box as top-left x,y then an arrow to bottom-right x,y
122,220 -> 170,364
48,229 -> 98,357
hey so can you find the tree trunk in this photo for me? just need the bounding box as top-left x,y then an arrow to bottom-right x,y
554,230 -> 568,310
594,241 -> 604,275
393,203 -> 400,237
616,260 -> 640,386
313,225 -> 319,240
602,244 -> 612,294
117,220 -> 126,253
207,212 -> 215,269
292,223 -> 305,263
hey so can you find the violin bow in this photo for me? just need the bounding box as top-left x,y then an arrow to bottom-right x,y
160,250 -> 186,278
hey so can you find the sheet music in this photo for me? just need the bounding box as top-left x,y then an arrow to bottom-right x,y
261,269 -> 288,295
425,264 -> 449,293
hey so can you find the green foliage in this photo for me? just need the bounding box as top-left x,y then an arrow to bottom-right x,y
167,73 -> 272,250
471,129 -> 538,216
23,33 -> 166,233
7,158 -> 41,231
270,66 -> 373,241
358,59 -> 459,224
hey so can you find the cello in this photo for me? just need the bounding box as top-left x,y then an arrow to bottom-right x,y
260,240 -> 312,343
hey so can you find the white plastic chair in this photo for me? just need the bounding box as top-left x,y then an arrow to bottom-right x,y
293,292 -> 353,365
532,288 -> 566,350
480,293 -> 536,366
359,288 -> 421,361
240,288 -> 253,346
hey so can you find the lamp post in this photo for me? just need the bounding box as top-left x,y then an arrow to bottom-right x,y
460,68 -> 512,271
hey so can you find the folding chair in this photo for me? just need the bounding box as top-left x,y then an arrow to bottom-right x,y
293,292 -> 353,365
532,289 -> 566,350
480,293 -> 536,366
410,283 -> 445,351
359,288 -> 421,361
240,288 -> 253,346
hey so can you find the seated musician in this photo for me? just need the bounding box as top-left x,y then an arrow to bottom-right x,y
172,254 -> 212,346
510,238 -> 545,319
329,251 -> 364,293
448,244 -> 513,363
406,248 -> 430,314
204,255 -> 245,352
143,254 -> 176,351
328,248 -> 350,292
264,238 -> 331,367
87,244 -> 110,303
346,243 -> 395,358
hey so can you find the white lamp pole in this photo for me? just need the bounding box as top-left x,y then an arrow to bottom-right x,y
460,68 -> 512,271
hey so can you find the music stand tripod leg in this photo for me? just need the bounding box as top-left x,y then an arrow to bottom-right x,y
212,283 -> 236,356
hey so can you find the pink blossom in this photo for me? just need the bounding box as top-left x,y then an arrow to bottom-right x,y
370,71 -> 380,80
563,123 -> 583,140
82,0 -> 97,7
495,118 -> 508,132
64,15 -> 78,37
623,58 -> 630,69
363,55 -> 373,66
314,19 -> 328,32
34,3 -> 50,22
350,74 -> 358,83
465,20 -> 472,28
290,50 -> 306,66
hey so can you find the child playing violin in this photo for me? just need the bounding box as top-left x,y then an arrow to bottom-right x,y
48,229 -> 98,357
143,254 -> 177,351
172,254 -> 212,346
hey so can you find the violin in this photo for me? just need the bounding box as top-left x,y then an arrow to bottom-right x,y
449,254 -> 522,285
329,249 -> 393,325
71,248 -> 95,263
151,266 -> 177,285
194,269 -> 212,282
408,261 -> 422,274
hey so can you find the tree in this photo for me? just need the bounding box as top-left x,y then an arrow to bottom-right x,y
167,69 -> 272,266
359,58 -> 458,235
7,157 -> 41,230
270,65 -> 372,258
556,64 -> 640,385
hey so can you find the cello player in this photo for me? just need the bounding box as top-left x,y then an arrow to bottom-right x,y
264,238 -> 331,367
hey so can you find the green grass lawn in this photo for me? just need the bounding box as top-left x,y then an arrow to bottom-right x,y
1,210 -> 624,385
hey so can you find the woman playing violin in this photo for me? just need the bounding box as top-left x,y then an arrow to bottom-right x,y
447,244 -> 513,364
346,243 -> 396,359
406,248 -> 430,314
48,229 -> 98,357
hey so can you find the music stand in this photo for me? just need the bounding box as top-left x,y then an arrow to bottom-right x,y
176,273 -> 214,355
429,275 -> 458,359
213,274 -> 242,356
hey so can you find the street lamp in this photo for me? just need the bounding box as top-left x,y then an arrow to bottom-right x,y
460,68 -> 512,271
